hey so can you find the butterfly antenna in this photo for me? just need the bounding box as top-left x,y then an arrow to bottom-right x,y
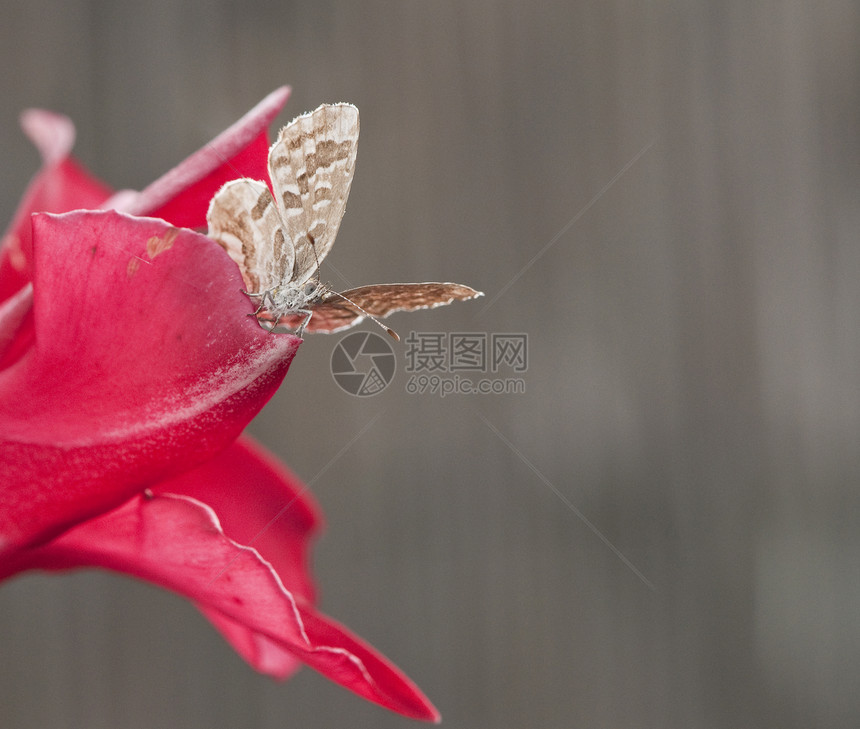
307,233 -> 322,282
329,290 -> 400,341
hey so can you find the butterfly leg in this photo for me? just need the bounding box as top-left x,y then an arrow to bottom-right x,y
295,309 -> 314,338
242,289 -> 276,319
241,289 -> 265,316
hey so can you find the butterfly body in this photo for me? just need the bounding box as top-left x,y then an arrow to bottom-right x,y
246,279 -> 332,335
207,103 -> 481,337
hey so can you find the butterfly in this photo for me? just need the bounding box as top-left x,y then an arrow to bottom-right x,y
206,102 -> 482,340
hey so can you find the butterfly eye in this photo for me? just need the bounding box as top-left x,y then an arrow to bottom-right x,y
304,282 -> 318,296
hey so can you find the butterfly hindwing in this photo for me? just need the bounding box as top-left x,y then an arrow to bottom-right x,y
335,283 -> 483,318
275,282 -> 483,333
207,178 -> 294,292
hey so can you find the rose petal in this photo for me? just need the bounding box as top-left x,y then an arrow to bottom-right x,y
1,489 -> 439,721
0,210 -> 299,554
202,599 -> 442,722
0,283 -> 33,370
0,111 -> 113,301
20,109 -> 76,165
150,436 -> 315,680
289,607 -> 441,722
151,435 -> 322,604
198,604 -> 304,680
113,86 -> 290,228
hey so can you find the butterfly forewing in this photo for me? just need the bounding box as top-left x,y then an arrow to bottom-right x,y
207,178 -> 294,292
268,103 -> 359,285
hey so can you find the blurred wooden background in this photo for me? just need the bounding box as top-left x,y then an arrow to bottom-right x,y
2,1 -> 860,727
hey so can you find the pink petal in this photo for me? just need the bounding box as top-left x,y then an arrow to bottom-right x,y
0,210 -> 299,554
0,111 -> 113,301
0,284 -> 34,370
151,435 -> 322,604
198,605 -> 304,680
20,109 -> 76,165
290,607 -> 441,722
2,488 -> 439,721
113,86 -> 290,228
151,436 -> 317,680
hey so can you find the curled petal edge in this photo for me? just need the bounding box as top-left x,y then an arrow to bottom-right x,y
1,490 -> 439,722
112,86 -> 291,228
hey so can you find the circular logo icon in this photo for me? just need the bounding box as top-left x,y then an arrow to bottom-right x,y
330,331 -> 396,396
